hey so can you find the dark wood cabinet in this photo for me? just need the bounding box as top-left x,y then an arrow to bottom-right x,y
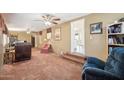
15,42 -> 32,62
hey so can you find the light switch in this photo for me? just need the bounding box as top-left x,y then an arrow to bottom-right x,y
90,35 -> 93,40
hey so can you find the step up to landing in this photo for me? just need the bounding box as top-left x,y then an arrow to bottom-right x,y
61,52 -> 86,64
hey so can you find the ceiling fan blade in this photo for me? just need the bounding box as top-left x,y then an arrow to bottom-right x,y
52,18 -> 61,21
52,21 -> 58,24
42,15 -> 46,18
42,15 -> 47,20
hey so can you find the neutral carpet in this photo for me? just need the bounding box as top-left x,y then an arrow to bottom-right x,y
0,48 -> 82,80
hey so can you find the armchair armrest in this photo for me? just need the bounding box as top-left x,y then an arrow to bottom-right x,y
83,67 -> 120,80
83,57 -> 105,70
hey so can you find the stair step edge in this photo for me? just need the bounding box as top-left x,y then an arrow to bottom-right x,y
62,55 -> 83,63
66,53 -> 86,59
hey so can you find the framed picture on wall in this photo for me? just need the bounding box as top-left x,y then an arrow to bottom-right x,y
90,22 -> 102,34
55,28 -> 61,40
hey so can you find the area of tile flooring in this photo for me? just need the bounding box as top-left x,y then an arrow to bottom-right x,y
0,48 -> 82,80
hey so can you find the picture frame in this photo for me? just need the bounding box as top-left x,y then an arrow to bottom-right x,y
55,28 -> 61,40
90,22 -> 102,34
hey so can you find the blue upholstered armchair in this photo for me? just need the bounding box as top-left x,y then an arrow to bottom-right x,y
82,48 -> 124,80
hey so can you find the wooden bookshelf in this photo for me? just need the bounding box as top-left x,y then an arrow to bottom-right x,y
108,22 -> 124,54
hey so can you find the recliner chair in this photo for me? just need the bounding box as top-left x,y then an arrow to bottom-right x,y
40,43 -> 52,53
82,48 -> 124,80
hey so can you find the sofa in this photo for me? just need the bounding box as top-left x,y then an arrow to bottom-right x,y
82,48 -> 124,80
15,42 -> 32,62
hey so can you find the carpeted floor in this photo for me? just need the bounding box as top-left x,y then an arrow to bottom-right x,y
0,48 -> 82,80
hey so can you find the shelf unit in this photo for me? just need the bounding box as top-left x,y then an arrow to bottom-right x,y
108,44 -> 124,47
108,22 -> 124,54
108,33 -> 124,35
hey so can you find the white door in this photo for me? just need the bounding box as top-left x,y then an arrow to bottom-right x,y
71,19 -> 85,55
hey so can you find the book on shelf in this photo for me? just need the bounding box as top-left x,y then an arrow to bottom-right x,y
108,47 -> 113,54
108,37 -> 114,44
108,36 -> 124,45
113,37 -> 117,44
116,37 -> 121,44
123,37 -> 124,43
108,23 -> 123,33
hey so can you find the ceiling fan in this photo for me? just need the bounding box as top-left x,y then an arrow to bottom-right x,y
33,14 -> 61,26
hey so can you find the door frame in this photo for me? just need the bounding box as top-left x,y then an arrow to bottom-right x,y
70,18 -> 85,55
31,36 -> 35,48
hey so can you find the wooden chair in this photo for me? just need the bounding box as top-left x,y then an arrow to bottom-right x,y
4,49 -> 15,64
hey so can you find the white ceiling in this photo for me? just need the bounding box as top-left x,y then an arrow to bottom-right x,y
3,13 -> 89,32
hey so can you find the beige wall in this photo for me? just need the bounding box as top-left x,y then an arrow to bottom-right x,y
85,13 -> 124,61
37,22 -> 71,54
51,22 -> 71,54
38,30 -> 47,47
0,14 -> 8,71
10,31 -> 31,43
37,13 -> 124,61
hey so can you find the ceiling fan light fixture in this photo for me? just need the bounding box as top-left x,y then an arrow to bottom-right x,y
27,31 -> 31,34
45,21 -> 52,26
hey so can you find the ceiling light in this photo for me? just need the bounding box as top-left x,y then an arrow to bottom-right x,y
27,31 -> 30,34
45,21 -> 52,26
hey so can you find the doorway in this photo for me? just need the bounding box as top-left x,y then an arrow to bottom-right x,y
71,19 -> 85,55
31,36 -> 35,47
